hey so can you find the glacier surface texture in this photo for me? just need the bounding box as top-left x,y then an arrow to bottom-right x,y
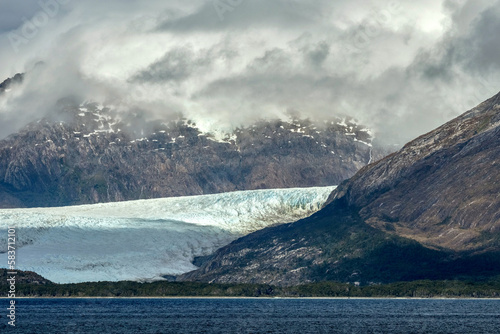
0,186 -> 335,283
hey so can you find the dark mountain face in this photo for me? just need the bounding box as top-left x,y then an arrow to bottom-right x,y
0,73 -> 24,94
0,101 -> 383,208
180,91 -> 500,286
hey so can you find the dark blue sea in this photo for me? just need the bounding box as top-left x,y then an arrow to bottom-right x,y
2,298 -> 500,333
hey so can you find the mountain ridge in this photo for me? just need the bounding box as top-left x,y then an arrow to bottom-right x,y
328,90 -> 500,251
0,99 -> 386,208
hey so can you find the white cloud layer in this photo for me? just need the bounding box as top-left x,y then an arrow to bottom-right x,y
0,0 -> 499,145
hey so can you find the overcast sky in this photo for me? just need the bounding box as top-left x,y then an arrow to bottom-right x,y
0,0 -> 499,144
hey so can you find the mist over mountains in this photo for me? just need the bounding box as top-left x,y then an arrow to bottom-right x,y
0,99 -> 383,208
2,1 -> 500,145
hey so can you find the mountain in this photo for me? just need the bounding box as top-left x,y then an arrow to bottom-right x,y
0,73 -> 23,94
0,186 -> 334,283
180,91 -> 500,286
0,98 -> 385,208
329,91 -> 500,251
0,268 -> 51,286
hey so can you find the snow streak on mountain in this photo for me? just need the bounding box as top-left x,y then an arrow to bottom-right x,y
0,186 -> 335,283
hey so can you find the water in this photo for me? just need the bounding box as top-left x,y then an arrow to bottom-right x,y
1,298 -> 499,333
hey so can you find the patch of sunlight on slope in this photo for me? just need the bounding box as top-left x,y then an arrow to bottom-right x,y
0,186 -> 336,283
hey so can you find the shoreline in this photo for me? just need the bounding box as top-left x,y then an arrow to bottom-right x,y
2,296 -> 500,300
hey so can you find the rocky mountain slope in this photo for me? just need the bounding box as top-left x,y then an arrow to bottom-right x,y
329,91 -> 500,251
180,91 -> 500,286
181,200 -> 500,286
0,98 -> 383,208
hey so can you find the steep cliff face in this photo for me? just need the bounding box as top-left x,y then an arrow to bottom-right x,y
0,101 -> 381,208
180,91 -> 500,286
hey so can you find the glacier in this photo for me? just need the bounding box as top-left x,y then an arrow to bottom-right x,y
0,186 -> 335,283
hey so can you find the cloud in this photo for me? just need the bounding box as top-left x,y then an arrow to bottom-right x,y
0,0 -> 499,145
0,1 -> 42,33
131,44 -> 231,84
457,4 -> 500,73
157,0 -> 329,32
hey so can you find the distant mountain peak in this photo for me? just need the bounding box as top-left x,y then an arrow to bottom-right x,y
0,73 -> 24,94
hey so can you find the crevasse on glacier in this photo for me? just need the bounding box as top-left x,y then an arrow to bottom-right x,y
0,186 -> 336,283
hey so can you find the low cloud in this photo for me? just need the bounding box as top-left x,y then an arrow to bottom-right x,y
0,0 -> 499,145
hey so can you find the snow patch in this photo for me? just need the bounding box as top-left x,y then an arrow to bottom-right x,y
354,138 -> 373,147
337,119 -> 348,127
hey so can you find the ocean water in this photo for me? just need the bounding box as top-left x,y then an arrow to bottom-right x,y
1,298 -> 499,334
